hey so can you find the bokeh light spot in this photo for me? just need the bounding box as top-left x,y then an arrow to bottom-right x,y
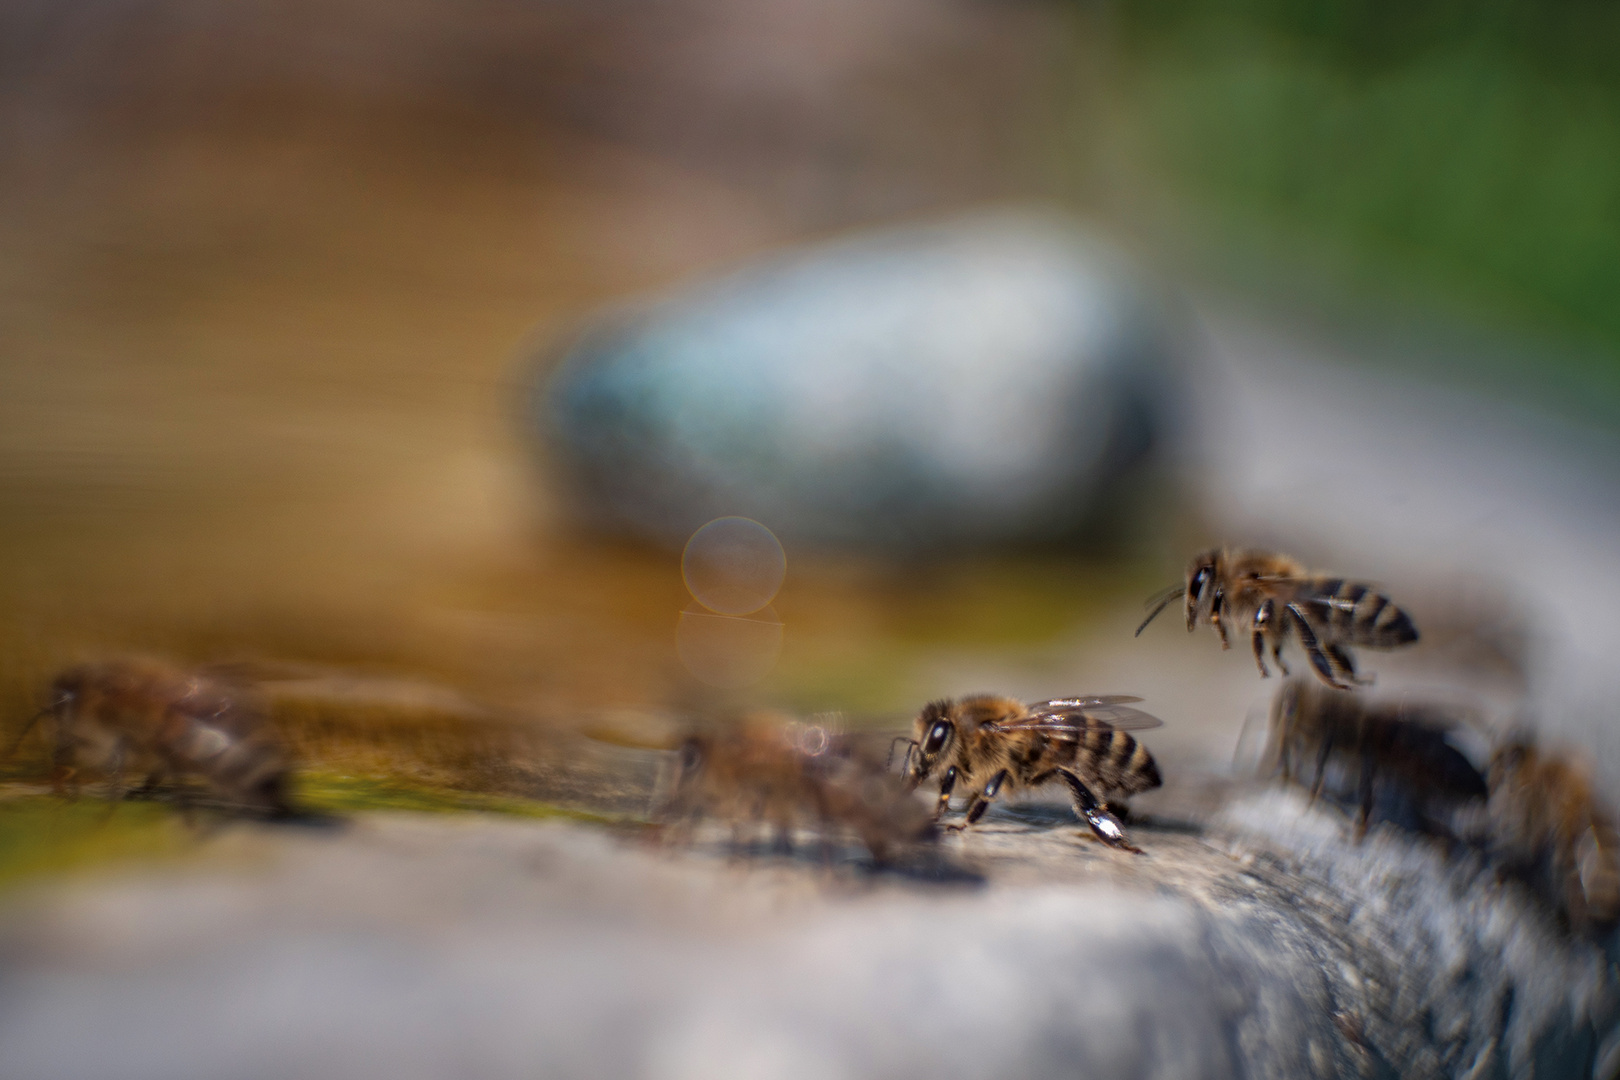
681,517 -> 786,615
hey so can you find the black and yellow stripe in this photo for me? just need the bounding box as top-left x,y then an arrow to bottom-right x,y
1303,578 -> 1418,647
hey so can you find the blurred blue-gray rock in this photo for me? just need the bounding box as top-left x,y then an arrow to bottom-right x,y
538,209 -> 1181,551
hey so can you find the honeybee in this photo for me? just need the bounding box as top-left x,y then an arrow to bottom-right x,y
1265,678 -> 1486,840
659,716 -> 936,863
7,659 -> 294,815
899,695 -> 1163,853
1137,548 -> 1419,689
1486,739 -> 1620,934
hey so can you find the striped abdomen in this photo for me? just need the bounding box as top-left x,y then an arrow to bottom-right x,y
1296,578 -> 1418,648
1062,724 -> 1162,796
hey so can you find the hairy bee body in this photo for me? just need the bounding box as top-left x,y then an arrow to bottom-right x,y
904,694 -> 1162,853
1139,548 -> 1419,689
1487,741 -> 1620,934
1266,679 -> 1486,840
39,659 -> 292,815
660,718 -> 934,863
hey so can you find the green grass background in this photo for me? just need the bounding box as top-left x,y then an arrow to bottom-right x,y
1096,0 -> 1620,405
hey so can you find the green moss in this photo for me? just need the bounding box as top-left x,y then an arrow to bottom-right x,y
0,774 -> 620,891
1096,0 -> 1620,405
0,796 -> 190,890
290,771 -> 618,824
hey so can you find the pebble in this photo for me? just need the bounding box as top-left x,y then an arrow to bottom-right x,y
538,208 -> 1182,551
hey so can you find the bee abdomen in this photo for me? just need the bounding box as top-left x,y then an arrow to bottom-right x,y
1317,579 -> 1419,647
1081,728 -> 1162,795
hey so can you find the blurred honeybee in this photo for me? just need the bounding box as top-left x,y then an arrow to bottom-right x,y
1265,679 -> 1486,841
899,694 -> 1163,853
659,715 -> 935,864
1486,738 -> 1620,935
6,659 -> 294,816
1137,548 -> 1419,689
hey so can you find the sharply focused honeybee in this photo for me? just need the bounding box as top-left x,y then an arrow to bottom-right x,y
5,659 -> 294,815
1486,738 -> 1620,935
899,694 -> 1163,853
1265,679 -> 1486,840
659,716 -> 936,863
1137,548 -> 1419,689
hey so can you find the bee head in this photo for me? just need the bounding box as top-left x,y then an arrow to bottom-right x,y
1186,550 -> 1222,630
908,700 -> 957,783
676,737 -> 706,782
657,736 -> 709,815
48,667 -> 89,709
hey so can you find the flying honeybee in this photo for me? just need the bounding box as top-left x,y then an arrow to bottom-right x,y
1264,679 -> 1486,841
900,695 -> 1163,853
1137,548 -> 1419,689
659,716 -> 935,863
1486,739 -> 1620,935
5,659 -> 294,816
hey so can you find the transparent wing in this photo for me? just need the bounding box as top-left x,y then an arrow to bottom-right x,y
997,696 -> 1164,733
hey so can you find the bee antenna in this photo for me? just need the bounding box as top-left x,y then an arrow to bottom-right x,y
1135,587 -> 1185,637
888,736 -> 917,771
0,704 -> 55,766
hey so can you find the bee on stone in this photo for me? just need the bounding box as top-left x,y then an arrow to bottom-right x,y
658,716 -> 936,864
1264,678 -> 1486,841
1486,737 -> 1620,935
5,659 -> 294,816
898,694 -> 1163,854
1137,547 -> 1419,689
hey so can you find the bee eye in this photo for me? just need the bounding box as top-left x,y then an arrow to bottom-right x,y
924,723 -> 950,754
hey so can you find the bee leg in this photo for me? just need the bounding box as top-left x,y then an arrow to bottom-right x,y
933,766 -> 958,821
130,770 -> 166,799
1271,640 -> 1290,677
1287,604 -> 1352,690
51,715 -> 79,799
1251,600 -> 1277,676
819,831 -> 837,867
1211,587 -> 1230,649
1309,731 -> 1334,806
100,739 -> 131,820
771,818 -> 794,856
1353,755 -> 1375,842
952,769 -> 1009,831
1326,644 -> 1371,687
52,763 -> 79,799
1059,769 -> 1142,854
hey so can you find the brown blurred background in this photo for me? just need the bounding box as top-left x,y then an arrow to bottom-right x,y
6,0 -> 1620,795
0,0 -> 1116,741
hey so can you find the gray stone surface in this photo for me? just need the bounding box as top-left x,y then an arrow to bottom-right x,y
539,208 -> 1180,550
0,801 -> 1611,1080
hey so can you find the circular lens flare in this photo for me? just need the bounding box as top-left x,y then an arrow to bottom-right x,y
681,517 -> 786,615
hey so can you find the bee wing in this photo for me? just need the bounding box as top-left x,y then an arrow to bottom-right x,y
1002,697 -> 1164,732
